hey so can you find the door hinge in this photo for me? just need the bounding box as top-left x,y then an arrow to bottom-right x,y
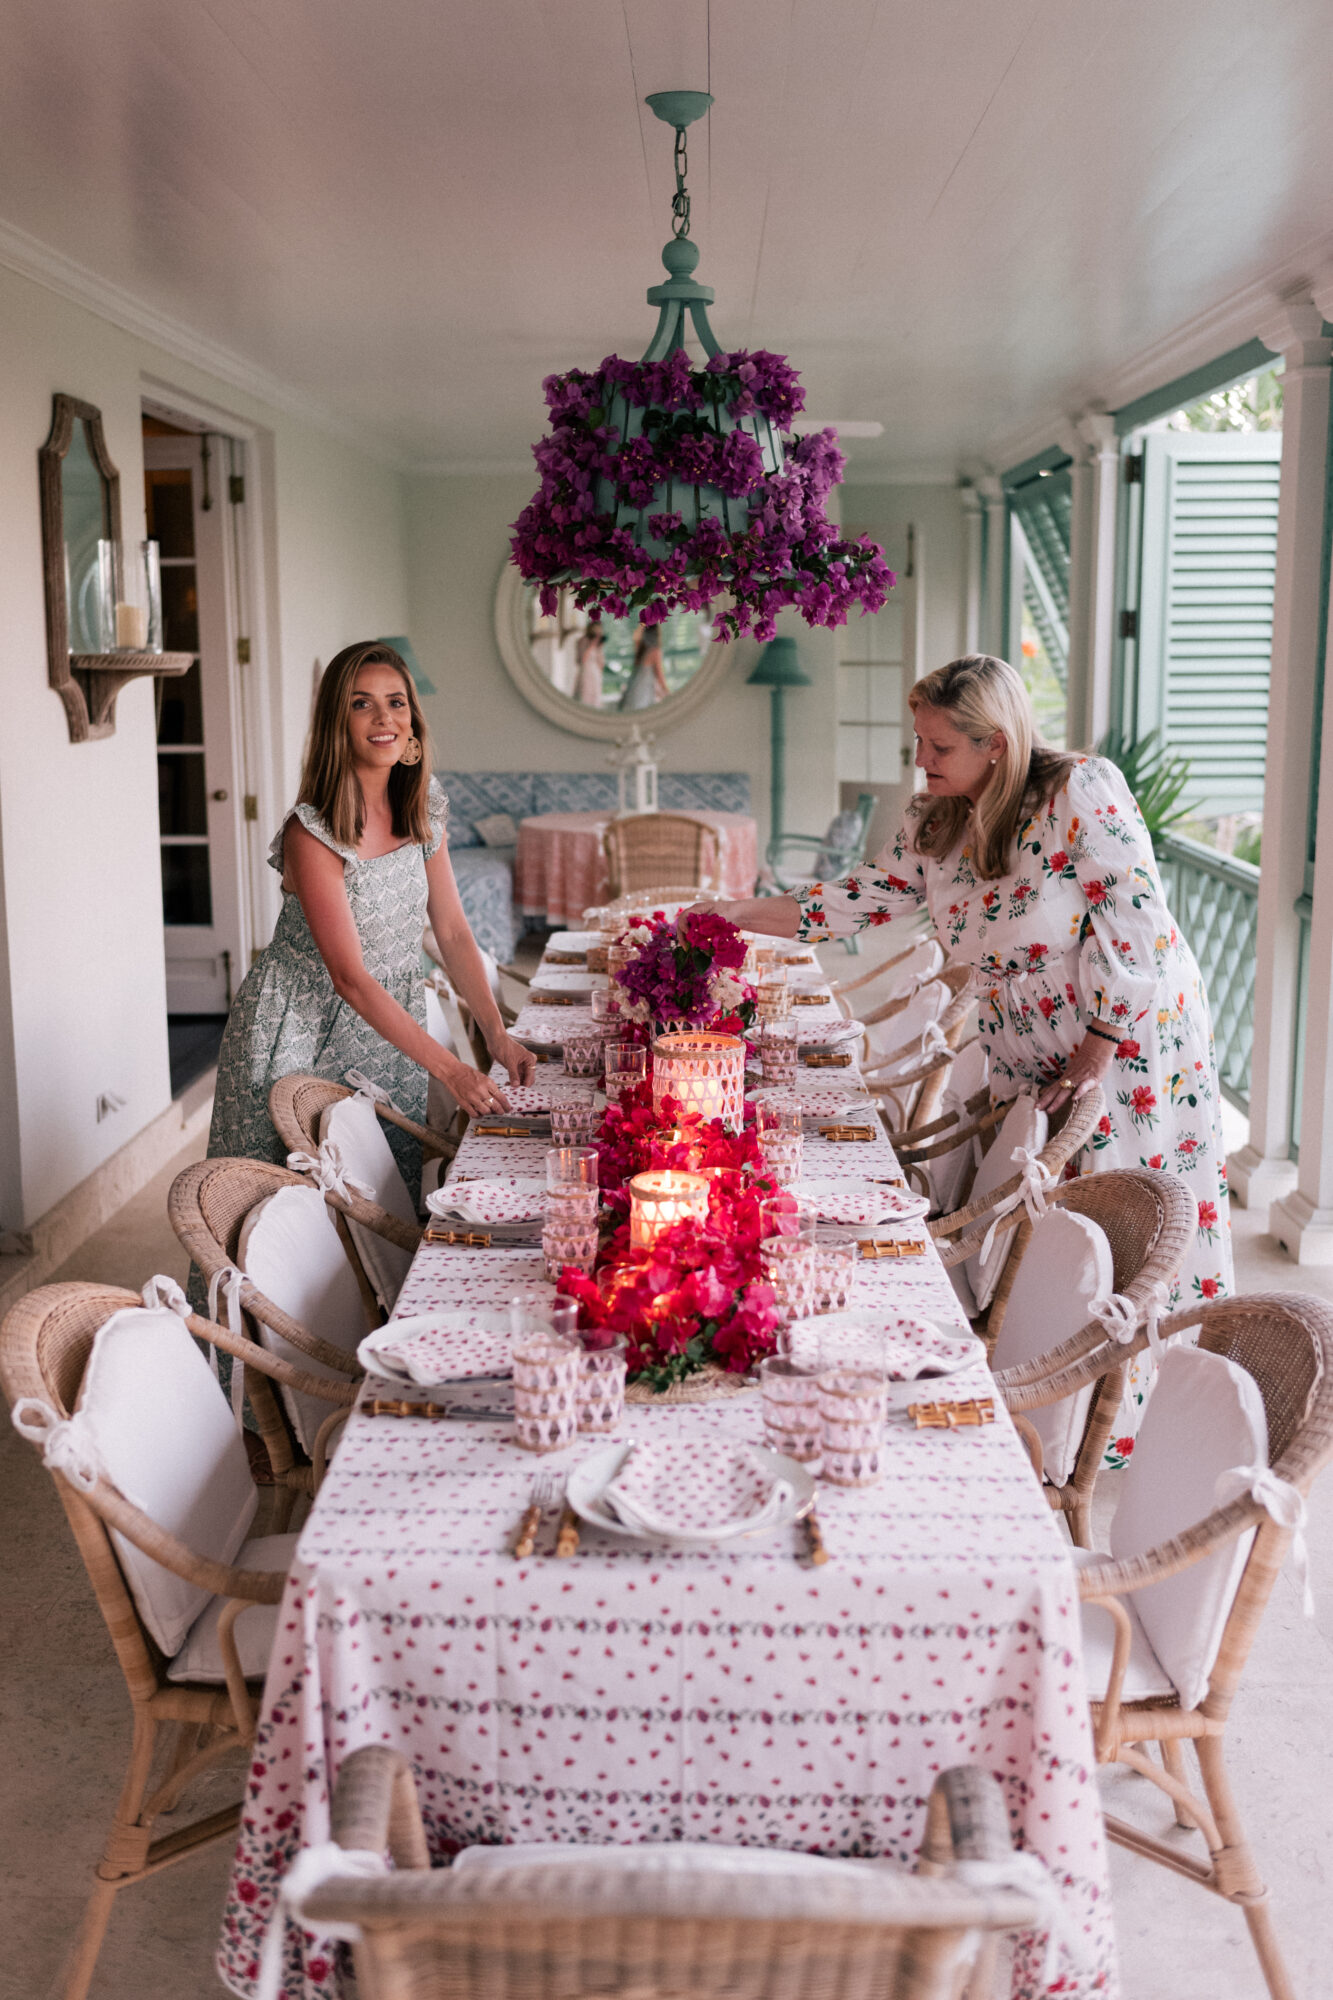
243,794 -> 259,822
236,637 -> 251,664
1124,453 -> 1144,485
1118,609 -> 1139,641
228,473 -> 245,505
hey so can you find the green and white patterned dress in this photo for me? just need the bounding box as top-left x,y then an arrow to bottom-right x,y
204,778 -> 447,1195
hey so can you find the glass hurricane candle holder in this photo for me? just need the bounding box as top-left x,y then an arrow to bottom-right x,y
550,1086 -> 598,1146
628,1168 -> 709,1249
652,1031 -> 745,1132
96,539 -> 163,653
759,1355 -> 823,1465
760,1017 -> 799,1087
818,1365 -> 887,1486
604,1041 -> 647,1103
577,1334 -> 628,1433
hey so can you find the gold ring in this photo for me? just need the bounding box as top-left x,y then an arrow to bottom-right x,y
1059,1079 -> 1073,1091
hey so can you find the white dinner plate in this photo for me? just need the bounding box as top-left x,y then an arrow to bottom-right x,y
357,1312 -> 513,1385
567,1440 -> 816,1552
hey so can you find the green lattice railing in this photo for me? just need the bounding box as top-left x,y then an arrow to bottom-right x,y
1156,831 -> 1259,1114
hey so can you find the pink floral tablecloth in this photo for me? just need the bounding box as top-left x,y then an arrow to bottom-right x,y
217,958 -> 1118,2000
515,810 -> 759,926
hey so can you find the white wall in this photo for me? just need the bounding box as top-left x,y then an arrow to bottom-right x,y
0,261 -> 407,1229
403,473 -> 968,859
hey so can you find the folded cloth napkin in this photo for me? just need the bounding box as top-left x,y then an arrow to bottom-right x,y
791,1086 -> 877,1119
797,1017 -> 864,1050
426,1179 -> 546,1225
786,1309 -> 976,1380
603,1442 -> 795,1542
362,1311 -> 514,1384
802,1180 -> 930,1226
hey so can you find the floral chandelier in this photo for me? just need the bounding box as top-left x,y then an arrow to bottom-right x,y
510,90 -> 895,642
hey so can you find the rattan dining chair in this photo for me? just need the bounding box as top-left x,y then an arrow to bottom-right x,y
992,1168 -> 1196,1546
828,932 -> 944,1016
861,966 -> 976,1132
0,1281 -> 303,2000
269,1074 -> 448,1247
927,1085 -> 1107,1334
603,812 -> 722,897
169,1158 -> 372,1516
1032,1293 -> 1333,2000
294,1747 -> 1041,2000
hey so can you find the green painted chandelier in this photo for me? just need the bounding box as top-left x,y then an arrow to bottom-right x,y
510,91 -> 893,643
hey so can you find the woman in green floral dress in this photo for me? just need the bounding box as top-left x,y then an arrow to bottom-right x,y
205,640 -> 536,1193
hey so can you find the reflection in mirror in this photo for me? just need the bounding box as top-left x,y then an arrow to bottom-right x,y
62,419 -> 112,652
526,587 -> 717,715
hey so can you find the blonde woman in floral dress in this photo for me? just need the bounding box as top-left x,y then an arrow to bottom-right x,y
716,654 -> 1232,1459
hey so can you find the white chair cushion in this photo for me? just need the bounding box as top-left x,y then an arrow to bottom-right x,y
319,1095 -> 417,1311
239,1185 -> 370,1454
962,1095 -> 1049,1314
865,978 -> 948,1071
1071,1548 -> 1175,1702
923,1038 -> 989,1218
991,1207 -> 1114,1486
1108,1344 -> 1267,1710
453,1841 -> 901,1887
166,1531 -> 297,1684
74,1306 -> 257,1658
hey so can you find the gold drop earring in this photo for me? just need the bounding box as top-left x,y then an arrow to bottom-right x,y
399,734 -> 422,766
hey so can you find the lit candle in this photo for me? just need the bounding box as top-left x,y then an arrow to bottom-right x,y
629,1169 -> 710,1248
652,1031 -> 746,1132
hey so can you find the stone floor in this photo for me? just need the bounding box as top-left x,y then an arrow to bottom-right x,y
2,944 -> 1331,1998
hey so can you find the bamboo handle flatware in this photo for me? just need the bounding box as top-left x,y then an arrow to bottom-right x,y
859,1238 -> 927,1258
908,1398 -> 995,1429
366,1398 -> 510,1421
513,1471 -> 561,1558
555,1503 -> 580,1558
804,1051 -> 852,1067
819,1123 -> 875,1141
804,1507 -> 829,1566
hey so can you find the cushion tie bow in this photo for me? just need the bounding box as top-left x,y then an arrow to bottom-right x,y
207,1264 -> 248,1427
1088,1280 -> 1171,1356
10,1398 -> 102,1493
344,1067 -> 398,1110
141,1273 -> 191,1318
286,1140 -> 373,1205
954,1851 -> 1090,1984
977,1144 -> 1055,1264
256,1841 -> 388,2000
1215,1463 -> 1314,1616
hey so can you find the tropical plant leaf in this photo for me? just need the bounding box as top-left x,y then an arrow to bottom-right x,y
1095,728 -> 1194,840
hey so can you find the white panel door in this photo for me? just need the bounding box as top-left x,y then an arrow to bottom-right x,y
145,435 -> 248,1014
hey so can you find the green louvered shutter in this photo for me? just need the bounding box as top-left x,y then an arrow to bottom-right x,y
1009,469 -> 1072,688
1134,431 -> 1282,816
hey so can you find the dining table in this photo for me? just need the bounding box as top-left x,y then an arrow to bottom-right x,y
217,943 -> 1120,2000
513,808 -> 759,927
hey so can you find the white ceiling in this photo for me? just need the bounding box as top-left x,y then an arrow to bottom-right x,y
4,0 -> 1333,476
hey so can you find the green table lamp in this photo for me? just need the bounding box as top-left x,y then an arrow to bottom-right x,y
747,636 -> 813,847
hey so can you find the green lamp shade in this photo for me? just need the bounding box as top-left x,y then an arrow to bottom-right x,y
377,635 -> 437,697
746,636 -> 813,688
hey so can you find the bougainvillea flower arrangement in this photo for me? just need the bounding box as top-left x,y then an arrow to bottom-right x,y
555,1077 -> 782,1388
509,88 -> 894,643
510,350 -> 895,643
611,907 -> 755,1032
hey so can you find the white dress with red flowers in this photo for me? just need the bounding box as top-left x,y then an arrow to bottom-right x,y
793,756 -> 1232,1463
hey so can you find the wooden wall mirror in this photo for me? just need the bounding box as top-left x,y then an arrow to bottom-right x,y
39,394 -> 193,742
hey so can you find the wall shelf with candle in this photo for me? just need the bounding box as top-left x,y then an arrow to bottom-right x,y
39,395 -> 193,742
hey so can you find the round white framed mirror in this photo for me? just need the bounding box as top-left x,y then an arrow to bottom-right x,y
493,561 -> 737,740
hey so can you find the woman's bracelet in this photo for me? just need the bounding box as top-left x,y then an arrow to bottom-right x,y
1084,1021 -> 1122,1044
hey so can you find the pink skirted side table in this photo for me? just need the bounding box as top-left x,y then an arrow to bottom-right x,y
515,809 -> 758,927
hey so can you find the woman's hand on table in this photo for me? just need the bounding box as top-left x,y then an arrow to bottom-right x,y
434,1053 -> 514,1119
486,1030 -> 538,1090
1037,1029 -> 1117,1112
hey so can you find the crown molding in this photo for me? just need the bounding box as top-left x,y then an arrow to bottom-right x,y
0,213 -> 399,466
985,228 -> 1333,471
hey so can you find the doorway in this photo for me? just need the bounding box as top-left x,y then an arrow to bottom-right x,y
143,414 -> 250,1092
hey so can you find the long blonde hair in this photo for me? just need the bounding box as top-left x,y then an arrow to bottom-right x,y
299,641 -> 433,850
907,655 -> 1077,880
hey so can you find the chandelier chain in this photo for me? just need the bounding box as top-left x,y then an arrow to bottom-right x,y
671,126 -> 691,240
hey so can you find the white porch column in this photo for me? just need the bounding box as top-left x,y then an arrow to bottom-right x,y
977,475 -> 1006,656
1065,412 -> 1119,749
1230,297 -> 1329,1216
961,484 -> 983,653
